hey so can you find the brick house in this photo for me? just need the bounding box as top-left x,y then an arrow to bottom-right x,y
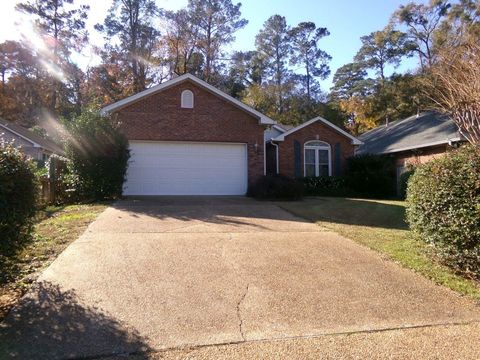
265,118 -> 362,178
0,118 -> 65,161
102,74 -> 361,196
357,112 -> 466,183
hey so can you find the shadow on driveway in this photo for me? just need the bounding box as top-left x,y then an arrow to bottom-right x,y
99,196 -> 314,233
0,281 -> 151,360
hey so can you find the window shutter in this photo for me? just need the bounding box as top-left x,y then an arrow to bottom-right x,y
334,142 -> 342,176
294,140 -> 301,178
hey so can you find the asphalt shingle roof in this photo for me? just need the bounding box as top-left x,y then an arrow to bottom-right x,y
357,112 -> 462,155
275,124 -> 294,131
0,118 -> 65,156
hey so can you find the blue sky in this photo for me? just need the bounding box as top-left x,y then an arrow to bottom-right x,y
227,0 -> 423,89
1,0 -> 423,91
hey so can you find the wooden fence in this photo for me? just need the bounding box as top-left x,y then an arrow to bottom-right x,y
38,156 -> 67,205
39,177 -> 55,205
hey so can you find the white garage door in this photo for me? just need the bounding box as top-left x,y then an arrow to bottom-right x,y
124,141 -> 248,195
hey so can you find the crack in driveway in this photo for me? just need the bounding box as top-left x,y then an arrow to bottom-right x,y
221,233 -> 251,341
237,283 -> 250,341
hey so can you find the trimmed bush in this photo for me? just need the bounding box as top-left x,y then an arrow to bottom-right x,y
65,110 -> 130,201
301,176 -> 348,196
345,154 -> 396,198
406,146 -> 480,278
398,168 -> 415,199
248,175 -> 304,200
0,142 -> 37,249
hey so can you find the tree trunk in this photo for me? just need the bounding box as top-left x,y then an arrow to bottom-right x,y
50,2 -> 59,111
275,45 -> 283,114
305,53 -> 310,99
205,16 -> 213,82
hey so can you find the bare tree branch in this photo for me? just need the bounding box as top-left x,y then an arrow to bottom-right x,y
423,36 -> 480,146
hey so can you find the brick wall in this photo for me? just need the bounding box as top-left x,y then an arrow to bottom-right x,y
276,121 -> 356,178
394,145 -> 449,167
113,80 -> 266,185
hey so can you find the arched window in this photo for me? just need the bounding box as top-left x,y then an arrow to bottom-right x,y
304,140 -> 331,177
181,90 -> 194,108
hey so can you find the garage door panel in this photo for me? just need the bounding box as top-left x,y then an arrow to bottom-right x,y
124,142 -> 248,195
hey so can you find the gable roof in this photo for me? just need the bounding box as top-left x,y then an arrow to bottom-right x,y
357,112 -> 463,155
0,118 -> 65,156
272,116 -> 363,145
272,124 -> 294,133
101,73 -> 276,125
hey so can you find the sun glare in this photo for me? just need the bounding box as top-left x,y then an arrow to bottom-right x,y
132,54 -> 156,67
16,18 -> 48,54
38,108 -> 74,144
38,59 -> 67,82
15,18 -> 67,82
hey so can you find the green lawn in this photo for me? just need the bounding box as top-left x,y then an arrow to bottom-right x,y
0,203 -> 108,320
279,197 -> 480,301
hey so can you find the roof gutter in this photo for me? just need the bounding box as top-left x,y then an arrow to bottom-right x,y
371,137 -> 464,155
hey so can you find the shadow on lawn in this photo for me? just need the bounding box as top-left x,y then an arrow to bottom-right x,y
281,197 -> 409,231
0,205 -> 67,286
0,231 -> 35,287
0,281 -> 152,360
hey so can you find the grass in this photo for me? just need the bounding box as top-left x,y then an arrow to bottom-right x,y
279,197 -> 480,301
0,203 -> 108,320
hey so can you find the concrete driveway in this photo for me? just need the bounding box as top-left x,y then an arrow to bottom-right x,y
1,197 -> 479,359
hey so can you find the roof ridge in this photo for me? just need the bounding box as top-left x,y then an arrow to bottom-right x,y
272,116 -> 363,145
359,111 -> 436,137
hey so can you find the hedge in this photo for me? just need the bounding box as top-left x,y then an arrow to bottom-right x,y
398,168 -> 415,199
406,145 -> 480,278
301,176 -> 348,196
345,154 -> 396,198
248,175 -> 304,200
0,142 -> 37,250
65,110 -> 130,201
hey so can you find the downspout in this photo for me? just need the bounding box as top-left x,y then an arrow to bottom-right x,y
271,141 -> 280,175
263,140 -> 266,175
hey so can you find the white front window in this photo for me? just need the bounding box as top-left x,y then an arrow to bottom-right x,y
304,140 -> 331,177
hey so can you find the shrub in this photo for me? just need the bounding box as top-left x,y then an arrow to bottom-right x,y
398,168 -> 415,199
248,175 -> 304,200
34,163 -> 49,178
345,154 -> 396,198
301,176 -> 348,196
46,155 -> 70,204
65,110 -> 130,201
406,146 -> 480,278
0,142 -> 37,249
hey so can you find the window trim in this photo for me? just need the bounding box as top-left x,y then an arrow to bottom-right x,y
181,89 -> 194,108
304,140 -> 332,177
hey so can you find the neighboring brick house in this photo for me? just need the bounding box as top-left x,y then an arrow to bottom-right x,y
357,112 -> 465,183
265,118 -> 362,178
0,118 -> 65,161
102,74 -> 361,196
